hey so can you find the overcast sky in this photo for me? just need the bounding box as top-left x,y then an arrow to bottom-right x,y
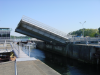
0,0 -> 100,36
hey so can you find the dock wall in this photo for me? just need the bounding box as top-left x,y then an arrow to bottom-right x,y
36,42 -> 99,64
67,44 -> 96,63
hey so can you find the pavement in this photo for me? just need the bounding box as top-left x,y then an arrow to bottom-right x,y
0,60 -> 61,75
17,60 -> 60,75
0,43 -> 60,75
0,61 -> 15,75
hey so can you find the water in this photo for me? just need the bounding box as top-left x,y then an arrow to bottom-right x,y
23,48 -> 100,75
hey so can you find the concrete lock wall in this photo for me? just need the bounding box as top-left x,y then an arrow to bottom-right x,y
67,44 -> 97,63
45,44 -> 66,56
36,42 -> 98,64
36,42 -> 67,56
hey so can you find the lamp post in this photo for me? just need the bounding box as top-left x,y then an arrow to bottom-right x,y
79,21 -> 86,37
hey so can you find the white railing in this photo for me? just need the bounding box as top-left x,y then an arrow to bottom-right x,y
10,42 -> 20,58
0,38 -> 29,42
0,39 -> 22,42
22,16 -> 68,39
69,37 -> 100,42
11,42 -> 32,57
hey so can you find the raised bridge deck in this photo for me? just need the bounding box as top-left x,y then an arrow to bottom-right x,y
15,16 -> 69,44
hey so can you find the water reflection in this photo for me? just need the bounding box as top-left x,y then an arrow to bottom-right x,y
23,48 -> 100,75
30,49 -> 45,61
22,48 -> 45,61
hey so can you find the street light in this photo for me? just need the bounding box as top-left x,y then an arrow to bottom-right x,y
79,21 -> 86,37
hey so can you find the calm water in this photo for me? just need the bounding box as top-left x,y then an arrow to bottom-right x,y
23,48 -> 100,75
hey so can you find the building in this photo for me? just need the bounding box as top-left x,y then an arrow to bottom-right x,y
0,28 -> 10,39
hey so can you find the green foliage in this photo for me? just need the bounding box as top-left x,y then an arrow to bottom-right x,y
69,29 -> 99,37
98,27 -> 100,34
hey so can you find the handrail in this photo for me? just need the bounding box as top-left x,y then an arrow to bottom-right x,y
11,43 -> 19,58
69,37 -> 100,42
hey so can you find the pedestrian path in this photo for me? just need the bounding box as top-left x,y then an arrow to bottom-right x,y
0,42 -> 61,75
0,60 -> 61,75
12,43 -> 30,58
0,61 -> 15,75
17,60 -> 60,75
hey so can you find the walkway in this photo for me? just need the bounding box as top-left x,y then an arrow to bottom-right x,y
0,42 -> 60,75
11,42 -> 30,58
0,61 -> 15,75
0,60 -> 60,75
17,60 -> 60,75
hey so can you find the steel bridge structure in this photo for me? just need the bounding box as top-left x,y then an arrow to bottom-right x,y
15,16 -> 69,44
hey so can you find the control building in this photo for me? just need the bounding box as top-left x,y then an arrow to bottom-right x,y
0,28 -> 10,39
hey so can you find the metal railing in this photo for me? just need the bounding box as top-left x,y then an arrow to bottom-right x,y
69,37 -> 100,42
22,16 -> 68,39
10,42 -> 20,58
0,39 -> 29,42
11,42 -> 32,57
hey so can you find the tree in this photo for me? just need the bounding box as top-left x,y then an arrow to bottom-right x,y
98,27 -> 100,34
69,28 -> 99,37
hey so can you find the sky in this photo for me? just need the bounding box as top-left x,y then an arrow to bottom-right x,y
0,0 -> 100,36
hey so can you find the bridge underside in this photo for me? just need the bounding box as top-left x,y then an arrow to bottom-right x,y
15,16 -> 69,44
